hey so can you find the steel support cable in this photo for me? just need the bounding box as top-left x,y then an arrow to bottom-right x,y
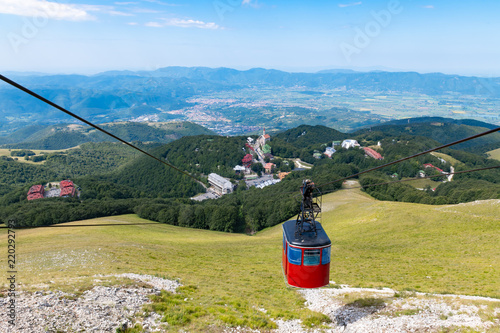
0,223 -> 160,229
316,127 -> 500,189
0,74 -> 206,188
3,165 -> 499,229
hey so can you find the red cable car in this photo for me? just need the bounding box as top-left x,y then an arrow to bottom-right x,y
282,180 -> 331,288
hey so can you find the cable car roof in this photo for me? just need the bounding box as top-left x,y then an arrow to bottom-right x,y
282,220 -> 331,248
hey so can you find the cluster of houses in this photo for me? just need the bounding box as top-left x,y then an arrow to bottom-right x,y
27,179 -> 78,201
418,163 -> 446,178
321,139 -> 384,160
208,130 -> 280,197
234,129 -> 275,176
204,132 -> 390,200
27,185 -> 44,201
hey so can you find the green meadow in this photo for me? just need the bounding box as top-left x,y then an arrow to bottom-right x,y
1,186 -> 499,331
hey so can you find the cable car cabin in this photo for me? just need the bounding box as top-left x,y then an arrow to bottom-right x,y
282,219 -> 331,288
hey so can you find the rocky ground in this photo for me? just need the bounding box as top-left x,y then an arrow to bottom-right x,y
294,285 -> 500,333
1,276 -> 498,332
0,274 -> 179,332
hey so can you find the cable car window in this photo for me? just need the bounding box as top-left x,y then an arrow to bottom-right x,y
283,233 -> 286,250
303,249 -> 321,266
287,246 -> 302,265
322,246 -> 331,265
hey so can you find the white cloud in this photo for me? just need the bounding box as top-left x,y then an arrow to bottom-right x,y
241,0 -> 262,9
422,5 -> 435,9
145,21 -> 163,27
338,2 -> 362,8
143,0 -> 180,6
108,10 -> 134,16
115,1 -> 139,5
146,18 -> 222,29
132,8 -> 163,14
127,22 -> 139,25
79,4 -> 134,17
0,0 -> 94,21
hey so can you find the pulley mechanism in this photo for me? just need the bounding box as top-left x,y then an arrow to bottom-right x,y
296,179 -> 322,237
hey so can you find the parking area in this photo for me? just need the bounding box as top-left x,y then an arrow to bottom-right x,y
191,191 -> 219,201
245,174 -> 274,188
44,188 -> 61,198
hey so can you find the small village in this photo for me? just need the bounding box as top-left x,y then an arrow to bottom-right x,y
200,130 -> 455,200
27,179 -> 80,201
200,131 -> 385,200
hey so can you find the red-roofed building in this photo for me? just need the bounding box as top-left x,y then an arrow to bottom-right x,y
59,179 -> 76,197
264,163 -> 275,174
60,180 -> 74,189
242,154 -> 253,167
60,186 -> 76,197
28,193 -> 44,201
28,185 -> 44,195
363,147 -> 383,160
423,163 -> 444,173
245,143 -> 255,151
27,184 -> 45,201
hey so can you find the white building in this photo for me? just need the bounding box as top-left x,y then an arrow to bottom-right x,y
341,139 -> 360,149
324,147 -> 336,158
233,165 -> 246,172
257,128 -> 271,147
208,173 -> 233,195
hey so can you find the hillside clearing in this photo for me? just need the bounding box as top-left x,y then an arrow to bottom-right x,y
1,186 -> 499,331
0,147 -> 78,164
430,152 -> 462,166
487,148 -> 500,161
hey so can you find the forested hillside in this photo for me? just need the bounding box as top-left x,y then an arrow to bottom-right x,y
0,121 -> 499,231
0,121 -> 214,149
354,117 -> 500,153
269,125 -> 346,163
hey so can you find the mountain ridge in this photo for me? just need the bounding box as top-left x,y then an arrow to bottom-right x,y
0,121 -> 215,150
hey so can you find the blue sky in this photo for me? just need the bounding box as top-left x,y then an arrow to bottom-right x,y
0,0 -> 499,76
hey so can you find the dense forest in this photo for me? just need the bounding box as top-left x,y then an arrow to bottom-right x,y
1,120 -> 499,231
354,118 -> 500,153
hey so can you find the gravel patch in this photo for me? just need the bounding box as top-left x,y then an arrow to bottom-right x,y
291,284 -> 500,333
0,274 -> 180,332
2,277 -> 498,333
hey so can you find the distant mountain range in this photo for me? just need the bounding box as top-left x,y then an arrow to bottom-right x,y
95,66 -> 500,96
2,66 -> 500,136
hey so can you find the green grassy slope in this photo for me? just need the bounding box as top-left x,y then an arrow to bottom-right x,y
2,186 -> 498,330
322,187 -> 499,297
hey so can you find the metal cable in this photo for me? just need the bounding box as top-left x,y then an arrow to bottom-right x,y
319,164 -> 500,196
0,74 -> 206,188
316,127 -> 500,189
